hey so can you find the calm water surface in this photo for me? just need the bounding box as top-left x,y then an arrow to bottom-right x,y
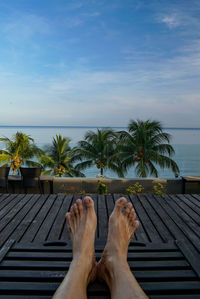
0,126 -> 200,178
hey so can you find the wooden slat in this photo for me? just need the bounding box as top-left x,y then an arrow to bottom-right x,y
19,195 -> 56,243
176,240 -> 200,278
175,194 -> 200,223
0,195 -> 37,246
16,194 -> 49,243
158,195 -> 200,249
164,194 -> 200,236
0,259 -> 190,270
59,195 -> 74,241
137,195 -> 174,242
0,268 -> 196,280
97,195 -> 108,240
0,194 -> 26,222
46,194 -> 68,241
33,195 -> 65,242
130,195 -> 163,243
0,240 -> 15,263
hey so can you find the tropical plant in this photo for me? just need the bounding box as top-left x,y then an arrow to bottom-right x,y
126,182 -> 144,195
40,135 -> 84,177
153,182 -> 165,195
0,132 -> 42,174
117,120 -> 179,178
97,180 -> 107,194
74,128 -> 124,177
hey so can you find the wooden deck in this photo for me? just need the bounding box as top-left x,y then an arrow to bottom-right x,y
0,193 -> 200,298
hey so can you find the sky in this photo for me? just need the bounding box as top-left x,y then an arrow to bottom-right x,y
0,0 -> 200,127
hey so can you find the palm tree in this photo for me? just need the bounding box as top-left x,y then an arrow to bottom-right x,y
0,132 -> 43,174
117,120 -> 179,177
74,128 -> 124,177
41,135 -> 84,177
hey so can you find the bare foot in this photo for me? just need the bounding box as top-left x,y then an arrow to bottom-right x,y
66,196 -> 97,284
97,197 -> 139,287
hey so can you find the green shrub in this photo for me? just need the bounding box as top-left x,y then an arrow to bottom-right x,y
153,183 -> 164,195
97,180 -> 107,194
126,182 -> 144,195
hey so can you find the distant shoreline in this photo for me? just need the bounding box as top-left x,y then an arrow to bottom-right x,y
0,125 -> 200,130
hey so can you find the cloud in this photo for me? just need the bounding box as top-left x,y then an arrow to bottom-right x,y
160,14 -> 180,29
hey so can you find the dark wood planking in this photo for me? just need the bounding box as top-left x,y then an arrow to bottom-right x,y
0,269 -> 196,280
0,259 -> 190,269
173,194 -> 200,225
130,195 -> 163,243
59,194 -> 75,241
19,195 -> 56,243
0,194 -> 26,221
0,194 -> 11,206
128,195 -> 149,243
157,195 -> 200,249
16,194 -> 49,243
188,194 -> 200,208
6,250 -> 183,260
0,195 -> 38,246
164,194 -> 200,236
137,195 -> 174,243
33,195 -> 65,243
46,194 -> 70,241
97,194 -> 108,240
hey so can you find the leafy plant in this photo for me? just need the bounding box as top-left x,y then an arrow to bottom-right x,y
0,132 -> 42,174
117,119 -> 180,177
97,180 -> 107,194
74,128 -> 124,177
153,182 -> 164,195
41,135 -> 84,177
126,182 -> 144,195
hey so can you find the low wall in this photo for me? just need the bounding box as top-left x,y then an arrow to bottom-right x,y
53,177 -> 183,194
2,176 -> 200,194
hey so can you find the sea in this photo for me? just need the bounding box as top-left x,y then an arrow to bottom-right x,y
0,126 -> 200,179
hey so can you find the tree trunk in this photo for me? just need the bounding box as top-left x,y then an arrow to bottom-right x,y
101,168 -> 103,175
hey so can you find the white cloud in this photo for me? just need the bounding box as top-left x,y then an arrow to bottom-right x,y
160,14 -> 180,29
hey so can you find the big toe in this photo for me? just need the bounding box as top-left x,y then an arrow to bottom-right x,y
114,197 -> 127,213
83,196 -> 94,210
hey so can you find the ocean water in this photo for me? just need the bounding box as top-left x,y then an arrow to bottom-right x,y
0,126 -> 200,179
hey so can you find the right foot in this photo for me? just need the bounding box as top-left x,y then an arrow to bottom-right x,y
97,197 -> 139,285
66,196 -> 97,284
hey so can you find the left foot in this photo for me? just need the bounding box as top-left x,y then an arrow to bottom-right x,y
66,196 -> 97,284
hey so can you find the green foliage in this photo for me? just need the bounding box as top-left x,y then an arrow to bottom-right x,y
117,119 -> 180,178
0,132 -> 42,174
41,135 -> 84,177
153,183 -> 164,195
126,182 -> 144,195
97,180 -> 108,194
74,128 -> 124,177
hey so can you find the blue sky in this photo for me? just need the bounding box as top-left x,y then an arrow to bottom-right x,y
0,0 -> 200,127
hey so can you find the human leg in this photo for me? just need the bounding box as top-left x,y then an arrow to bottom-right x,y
52,196 -> 97,299
97,197 -> 148,299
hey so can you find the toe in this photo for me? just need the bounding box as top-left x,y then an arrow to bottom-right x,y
114,197 -> 127,213
128,209 -> 137,226
124,202 -> 132,217
66,212 -> 72,232
83,196 -> 94,209
73,204 -> 79,221
76,199 -> 83,216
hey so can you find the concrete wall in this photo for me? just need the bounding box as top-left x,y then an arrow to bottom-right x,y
53,177 -> 183,194
2,176 -> 200,194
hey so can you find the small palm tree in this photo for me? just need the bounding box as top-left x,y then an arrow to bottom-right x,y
117,120 -> 179,177
74,128 -> 124,177
0,132 -> 42,174
41,135 -> 84,177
